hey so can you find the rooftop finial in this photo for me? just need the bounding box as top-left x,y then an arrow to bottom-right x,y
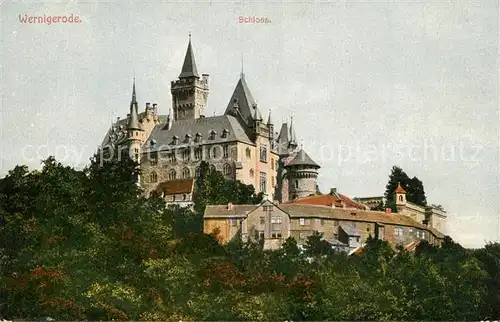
131,77 -> 137,104
189,32 -> 191,40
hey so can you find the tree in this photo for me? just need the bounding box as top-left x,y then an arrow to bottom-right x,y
193,161 -> 262,214
384,166 -> 427,209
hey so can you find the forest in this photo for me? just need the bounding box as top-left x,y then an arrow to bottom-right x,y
1,157 -> 499,321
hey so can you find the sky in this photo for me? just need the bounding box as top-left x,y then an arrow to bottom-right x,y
0,1 -> 498,248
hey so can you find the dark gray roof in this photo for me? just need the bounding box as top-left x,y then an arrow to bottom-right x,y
340,225 -> 361,236
100,113 -> 168,147
128,103 -> 141,130
286,149 -> 320,168
277,123 -> 289,146
223,74 -> 262,125
143,115 -> 254,152
179,39 -> 199,79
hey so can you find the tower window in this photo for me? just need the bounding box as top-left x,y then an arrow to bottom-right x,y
295,180 -> 299,188
149,172 -> 158,183
223,163 -> 231,176
250,169 -> 254,178
260,172 -> 267,193
182,167 -> 190,179
399,195 -> 404,202
168,169 -> 177,180
223,145 -> 229,158
246,148 -> 251,158
260,145 -> 267,163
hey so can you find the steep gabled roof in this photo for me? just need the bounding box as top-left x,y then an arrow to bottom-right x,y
224,74 -> 260,125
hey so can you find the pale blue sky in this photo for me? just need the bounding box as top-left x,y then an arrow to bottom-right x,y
1,1 -> 498,247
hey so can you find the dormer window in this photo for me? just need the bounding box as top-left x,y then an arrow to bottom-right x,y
172,135 -> 179,145
209,130 -> 216,140
185,134 -> 192,143
222,129 -> 230,139
195,132 -> 202,143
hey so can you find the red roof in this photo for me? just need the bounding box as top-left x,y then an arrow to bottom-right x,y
395,183 -> 406,194
156,178 -> 194,194
287,193 -> 368,210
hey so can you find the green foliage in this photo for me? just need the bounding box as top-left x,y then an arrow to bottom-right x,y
0,157 -> 498,321
384,166 -> 427,208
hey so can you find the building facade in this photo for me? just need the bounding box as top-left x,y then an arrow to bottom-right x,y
97,38 -> 315,203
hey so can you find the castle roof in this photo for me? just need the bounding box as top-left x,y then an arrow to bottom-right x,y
224,74 -> 262,125
395,182 -> 406,194
155,178 -> 194,195
285,149 -> 320,168
143,114 -> 253,152
286,193 -> 368,210
179,37 -> 199,79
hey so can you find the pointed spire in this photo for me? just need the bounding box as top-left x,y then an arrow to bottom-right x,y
179,35 -> 200,79
128,80 -> 141,130
241,54 -> 244,80
395,182 -> 406,194
267,109 -> 273,125
289,116 -> 297,143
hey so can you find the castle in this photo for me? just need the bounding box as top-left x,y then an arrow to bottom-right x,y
98,37 -> 318,205
98,37 -> 447,252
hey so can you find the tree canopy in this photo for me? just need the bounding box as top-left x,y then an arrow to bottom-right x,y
0,157 -> 498,320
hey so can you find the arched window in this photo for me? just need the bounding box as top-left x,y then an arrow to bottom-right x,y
399,195 -> 403,202
182,167 -> 190,179
246,148 -> 251,159
195,167 -> 201,178
249,169 -> 254,177
183,194 -> 187,201
223,163 -> 231,175
209,164 -> 216,173
295,180 -> 299,188
168,169 -> 177,180
150,171 -> 158,183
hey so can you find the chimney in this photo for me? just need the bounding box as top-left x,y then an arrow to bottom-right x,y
153,103 -> 157,109
127,113 -> 130,118
330,188 -> 337,195
146,102 -> 151,108
116,117 -> 120,122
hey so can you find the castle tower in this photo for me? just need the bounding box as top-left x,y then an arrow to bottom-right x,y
285,149 -> 320,200
394,182 -> 407,212
126,79 -> 144,161
267,110 -> 275,150
171,35 -> 209,121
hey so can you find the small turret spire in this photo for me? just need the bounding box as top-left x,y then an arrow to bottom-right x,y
267,109 -> 273,125
128,80 -> 141,130
179,35 -> 200,79
131,77 -> 137,105
289,116 -> 297,143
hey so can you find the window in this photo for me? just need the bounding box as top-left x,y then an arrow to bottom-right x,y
395,227 -> 404,236
195,133 -> 202,143
300,218 -> 306,226
182,194 -> 187,201
168,152 -> 176,163
275,160 -> 279,170
399,195 -> 404,202
259,172 -> 267,193
255,230 -> 264,239
185,134 -> 192,143
168,169 -> 177,180
231,218 -> 237,227
149,172 -> 158,183
246,148 -> 251,158
222,129 -> 229,138
260,145 -> 267,162
295,180 -> 299,189
209,130 -> 216,140
271,216 -> 282,224
271,231 -> 282,238
182,149 -> 190,161
172,135 -> 179,145
321,219 -> 325,226
182,167 -> 190,179
194,147 -> 202,160
263,205 -> 274,212
351,222 -> 357,228
223,163 -> 231,176
367,227 -> 371,232
299,232 -> 306,240
260,216 -> 265,225
195,167 -> 201,178
250,169 -> 254,177
223,145 -> 229,158
150,154 -> 158,166
409,228 -> 414,234
271,158 -> 274,170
